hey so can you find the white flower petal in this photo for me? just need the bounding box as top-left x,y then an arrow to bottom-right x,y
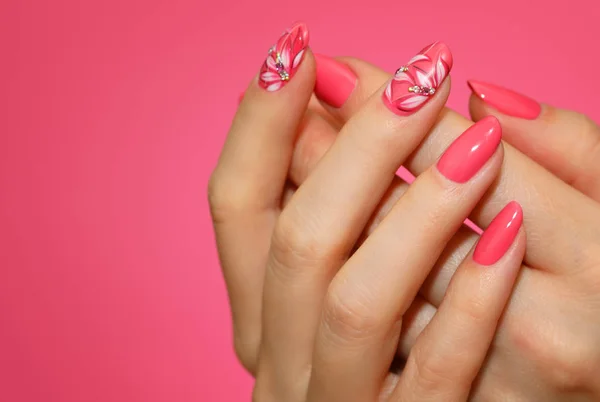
384,81 -> 392,100
261,72 -> 280,83
398,94 -> 428,110
266,55 -> 277,71
435,58 -> 446,87
408,54 -> 428,65
415,70 -> 432,88
393,71 -> 412,82
266,82 -> 283,92
292,49 -> 305,69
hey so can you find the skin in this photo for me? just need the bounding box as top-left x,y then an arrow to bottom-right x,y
209,53 -> 600,401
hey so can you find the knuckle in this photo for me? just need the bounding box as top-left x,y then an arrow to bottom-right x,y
322,282 -> 381,343
407,346 -> 461,393
507,316 -> 595,391
445,282 -> 489,328
207,172 -> 242,222
271,209 -> 342,271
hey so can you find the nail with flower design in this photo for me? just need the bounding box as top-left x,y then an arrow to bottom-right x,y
259,22 -> 310,92
383,42 -> 453,115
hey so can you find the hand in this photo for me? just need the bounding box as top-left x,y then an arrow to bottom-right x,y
288,55 -> 600,399
209,24 -> 525,401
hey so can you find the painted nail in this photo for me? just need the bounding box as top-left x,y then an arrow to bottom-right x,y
473,201 -> 523,266
437,116 -> 502,183
468,80 -> 541,120
259,22 -> 309,92
383,42 -> 453,115
314,54 -> 357,108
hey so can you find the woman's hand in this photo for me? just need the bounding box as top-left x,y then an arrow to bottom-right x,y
288,55 -> 600,400
209,24 -> 525,401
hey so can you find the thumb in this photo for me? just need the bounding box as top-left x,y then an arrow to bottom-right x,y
468,79 -> 600,201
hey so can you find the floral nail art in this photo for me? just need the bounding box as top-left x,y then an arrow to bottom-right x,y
259,22 -> 309,92
383,42 -> 453,115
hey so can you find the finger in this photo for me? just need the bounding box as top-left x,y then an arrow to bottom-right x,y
208,22 -> 313,372
289,104 -> 472,309
468,79 -> 600,201
307,118 -> 503,402
396,202 -> 525,402
410,109 -> 600,276
313,56 -> 600,274
289,92 -> 444,363
257,43 -> 454,400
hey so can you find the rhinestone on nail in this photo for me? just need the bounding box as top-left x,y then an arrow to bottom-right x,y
395,66 -> 409,75
408,85 -> 435,95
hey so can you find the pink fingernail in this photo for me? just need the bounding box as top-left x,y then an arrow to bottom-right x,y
383,42 -> 453,115
473,201 -> 523,266
468,80 -> 541,120
437,116 -> 502,183
314,54 -> 357,108
259,22 -> 309,92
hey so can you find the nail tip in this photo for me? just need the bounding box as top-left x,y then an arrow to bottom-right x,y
290,21 -> 310,43
438,42 -> 454,69
507,200 -> 524,215
502,201 -> 524,228
467,79 -> 483,96
426,41 -> 454,70
481,115 -> 503,140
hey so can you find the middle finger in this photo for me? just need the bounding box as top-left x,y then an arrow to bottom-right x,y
255,42 -> 453,400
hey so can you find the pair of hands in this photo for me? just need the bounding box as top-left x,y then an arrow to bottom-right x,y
209,23 -> 600,401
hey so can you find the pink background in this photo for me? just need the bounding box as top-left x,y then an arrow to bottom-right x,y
1,0 -> 599,400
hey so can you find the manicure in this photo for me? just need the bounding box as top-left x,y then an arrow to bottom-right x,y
383,42 -> 453,115
473,201 -> 523,266
259,22 -> 309,92
314,54 -> 357,108
437,116 -> 502,183
468,80 -> 541,120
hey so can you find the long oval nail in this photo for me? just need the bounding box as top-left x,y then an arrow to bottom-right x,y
259,22 -> 309,92
383,42 -> 453,116
437,116 -> 502,183
468,80 -> 541,120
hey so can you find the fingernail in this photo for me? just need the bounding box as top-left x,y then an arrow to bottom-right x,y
314,54 -> 357,108
473,201 -> 523,266
437,116 -> 502,183
383,42 -> 453,115
467,80 -> 541,120
259,22 -> 310,92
